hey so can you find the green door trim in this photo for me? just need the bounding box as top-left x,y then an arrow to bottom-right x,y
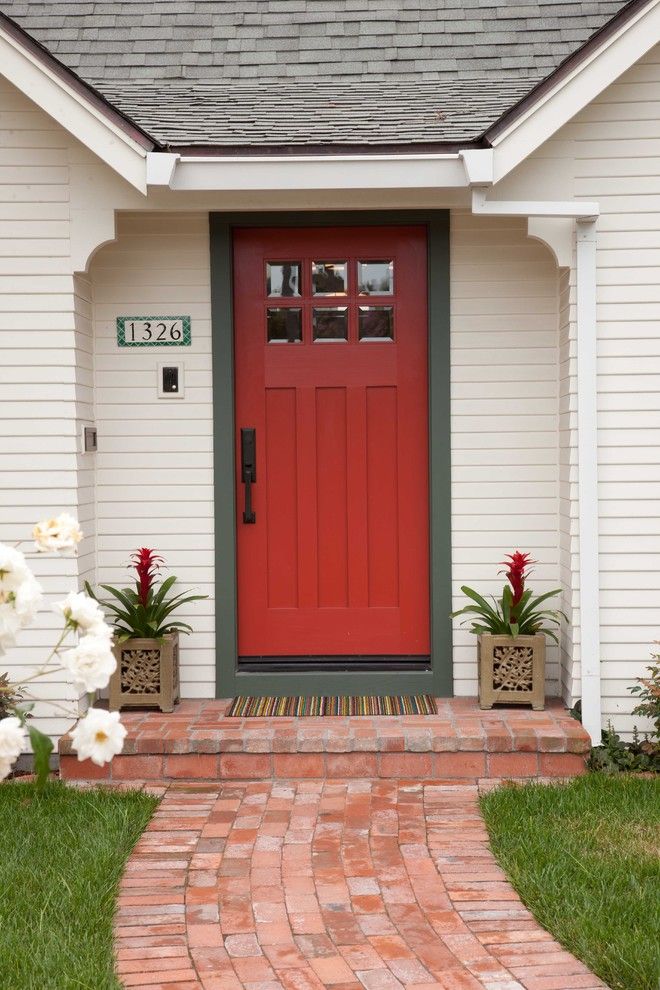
210,210 -> 451,697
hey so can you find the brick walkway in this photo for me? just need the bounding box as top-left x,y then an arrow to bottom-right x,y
115,780 -> 606,990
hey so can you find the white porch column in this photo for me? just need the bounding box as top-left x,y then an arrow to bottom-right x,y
575,220 -> 602,744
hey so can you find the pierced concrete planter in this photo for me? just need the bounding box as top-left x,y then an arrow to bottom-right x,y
478,633 -> 545,710
109,631 -> 180,713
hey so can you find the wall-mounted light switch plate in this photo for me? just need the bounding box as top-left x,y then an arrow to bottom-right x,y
158,361 -> 185,398
81,424 -> 98,453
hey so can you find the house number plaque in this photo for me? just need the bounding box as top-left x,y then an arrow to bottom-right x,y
116,315 -> 191,347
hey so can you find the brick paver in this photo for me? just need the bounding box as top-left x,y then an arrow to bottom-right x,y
60,699 -> 590,782
114,780 -> 607,990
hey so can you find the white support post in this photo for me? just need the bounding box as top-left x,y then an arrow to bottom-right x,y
576,220 -> 602,745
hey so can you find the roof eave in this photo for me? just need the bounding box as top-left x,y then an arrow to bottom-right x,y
160,138 -> 490,158
0,12 -> 158,152
479,0 -> 660,183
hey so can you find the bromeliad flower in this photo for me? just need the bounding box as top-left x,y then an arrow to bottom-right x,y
500,551 -> 537,608
130,548 -> 164,606
86,548 -> 206,642
451,552 -> 566,643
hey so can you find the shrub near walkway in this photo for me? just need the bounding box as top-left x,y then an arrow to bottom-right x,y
481,774 -> 660,990
0,781 -> 157,990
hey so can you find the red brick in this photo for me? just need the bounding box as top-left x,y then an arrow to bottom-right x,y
488,753 -> 539,778
433,752 -> 486,778
59,755 -> 110,781
272,753 -> 325,778
539,753 -> 587,777
378,752 -> 434,778
219,754 -> 272,778
326,753 -> 378,778
484,732 -> 513,753
165,755 -> 219,779
511,733 -> 539,752
112,755 -> 164,780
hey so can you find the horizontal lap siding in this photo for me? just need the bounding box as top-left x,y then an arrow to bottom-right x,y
575,45 -> 660,734
450,213 -> 560,696
0,78 -> 84,737
91,213 -> 215,698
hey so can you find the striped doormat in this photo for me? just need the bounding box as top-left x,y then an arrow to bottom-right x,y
226,695 -> 437,717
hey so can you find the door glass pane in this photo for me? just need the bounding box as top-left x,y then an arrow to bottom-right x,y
267,307 -> 302,342
358,260 -> 393,295
267,262 -> 301,297
313,307 -> 348,341
359,306 -> 394,340
312,261 -> 347,296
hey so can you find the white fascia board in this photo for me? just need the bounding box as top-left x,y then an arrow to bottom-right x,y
471,188 -> 598,220
164,153 -> 466,192
0,27 -> 148,193
491,0 -> 660,183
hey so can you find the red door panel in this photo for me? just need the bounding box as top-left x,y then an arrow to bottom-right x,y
233,226 -> 429,657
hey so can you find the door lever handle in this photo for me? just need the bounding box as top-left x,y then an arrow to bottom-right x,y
241,427 -> 256,524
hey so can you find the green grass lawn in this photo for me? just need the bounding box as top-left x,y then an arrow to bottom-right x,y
0,780 -> 158,990
481,774 -> 660,990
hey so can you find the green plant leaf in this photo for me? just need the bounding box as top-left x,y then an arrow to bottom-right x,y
459,587 -> 503,621
28,725 -> 53,793
151,574 -> 178,608
516,588 -> 562,622
161,621 -> 193,634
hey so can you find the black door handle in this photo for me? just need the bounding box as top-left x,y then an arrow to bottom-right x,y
241,428 -> 256,523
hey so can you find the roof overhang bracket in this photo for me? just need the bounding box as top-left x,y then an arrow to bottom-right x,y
146,152 -> 180,186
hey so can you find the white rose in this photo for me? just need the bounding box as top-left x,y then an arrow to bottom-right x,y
54,591 -> 108,636
13,575 -> 43,626
61,635 -> 116,692
70,708 -> 126,766
33,513 -> 83,553
0,602 -> 21,655
0,755 -> 14,782
0,715 -> 26,762
0,544 -> 31,598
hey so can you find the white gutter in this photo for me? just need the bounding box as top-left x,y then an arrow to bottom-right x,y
463,153 -> 602,746
146,151 -> 467,191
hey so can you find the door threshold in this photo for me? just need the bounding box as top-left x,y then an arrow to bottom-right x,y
238,655 -> 431,673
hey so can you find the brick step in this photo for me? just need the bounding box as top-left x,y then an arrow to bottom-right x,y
59,697 -> 591,783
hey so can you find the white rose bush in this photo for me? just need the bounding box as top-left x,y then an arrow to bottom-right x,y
0,513 -> 126,791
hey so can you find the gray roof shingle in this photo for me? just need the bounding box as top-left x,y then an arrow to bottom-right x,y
0,0 -> 634,148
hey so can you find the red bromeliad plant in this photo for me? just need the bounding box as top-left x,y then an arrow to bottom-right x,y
85,547 -> 206,642
132,548 -> 164,606
451,550 -> 566,643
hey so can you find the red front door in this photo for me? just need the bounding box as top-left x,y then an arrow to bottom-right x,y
233,226 -> 429,658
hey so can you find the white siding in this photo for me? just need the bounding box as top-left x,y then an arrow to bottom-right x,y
90,213 -> 215,698
450,212 -> 561,696
0,78 -> 84,736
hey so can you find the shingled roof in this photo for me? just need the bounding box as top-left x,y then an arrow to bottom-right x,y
0,0 -> 635,151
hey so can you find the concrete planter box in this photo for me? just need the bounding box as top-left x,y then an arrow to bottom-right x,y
478,632 -> 545,710
109,631 -> 180,713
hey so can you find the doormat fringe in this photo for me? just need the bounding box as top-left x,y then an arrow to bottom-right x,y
226,695 -> 437,717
